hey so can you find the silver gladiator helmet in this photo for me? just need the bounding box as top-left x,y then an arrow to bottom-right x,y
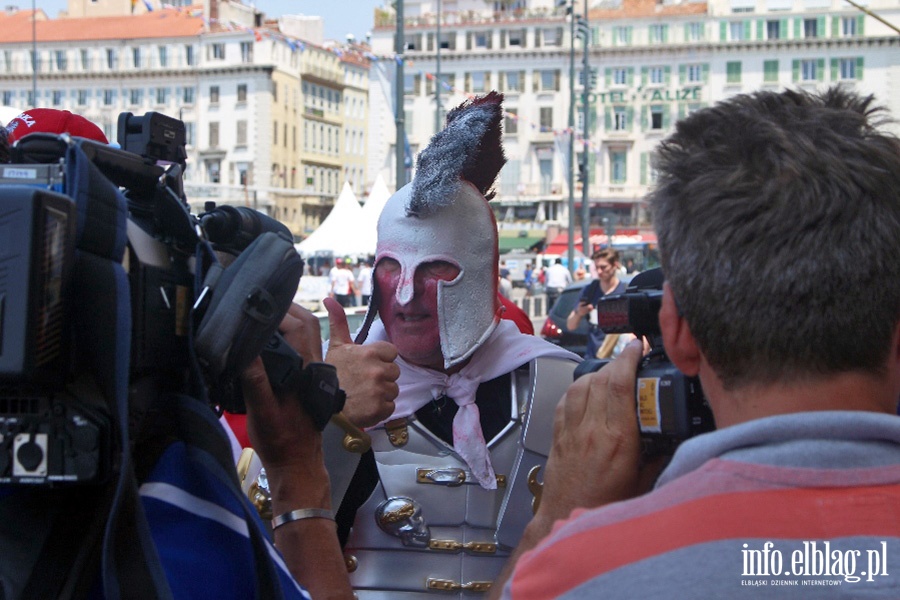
357,92 -> 507,369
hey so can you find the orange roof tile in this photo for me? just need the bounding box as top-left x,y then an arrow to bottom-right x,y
0,7 -> 204,43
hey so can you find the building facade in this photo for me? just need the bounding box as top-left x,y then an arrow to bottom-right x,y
369,0 -> 900,231
0,0 -> 372,238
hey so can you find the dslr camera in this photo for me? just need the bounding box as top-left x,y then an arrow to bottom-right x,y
573,268 -> 714,455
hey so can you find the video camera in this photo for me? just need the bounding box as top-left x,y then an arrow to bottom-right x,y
573,268 -> 714,456
0,111 -> 341,488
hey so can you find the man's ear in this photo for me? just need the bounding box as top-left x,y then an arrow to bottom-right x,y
659,283 -> 702,377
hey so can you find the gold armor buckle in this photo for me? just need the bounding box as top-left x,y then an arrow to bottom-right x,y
427,578 -> 492,592
416,468 -> 507,488
428,539 -> 497,554
377,501 -> 416,525
384,418 -> 409,447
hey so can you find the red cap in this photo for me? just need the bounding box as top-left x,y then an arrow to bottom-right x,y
6,108 -> 109,144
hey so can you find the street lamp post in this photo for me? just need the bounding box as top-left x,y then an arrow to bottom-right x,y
566,0 -> 576,276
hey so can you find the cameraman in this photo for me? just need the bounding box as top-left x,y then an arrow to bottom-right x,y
490,87 -> 900,598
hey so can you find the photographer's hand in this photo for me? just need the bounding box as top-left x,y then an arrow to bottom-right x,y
241,303 -> 353,600
323,297 -> 400,428
489,339 -> 649,600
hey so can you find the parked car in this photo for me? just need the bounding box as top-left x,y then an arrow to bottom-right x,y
539,280 -> 591,357
315,306 -> 370,341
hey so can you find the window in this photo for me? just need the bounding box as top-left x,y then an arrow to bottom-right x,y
210,85 -> 219,104
80,49 -> 89,70
207,159 -> 220,183
237,84 -> 247,103
77,89 -> 89,106
183,86 -> 195,104
158,46 -> 167,67
801,59 -> 818,81
611,151 -> 627,184
185,45 -> 195,66
209,122 -> 219,148
766,20 -> 781,39
686,22 -> 704,41
687,64 -> 703,82
209,43 -> 225,60
650,105 -> 664,130
763,59 -> 779,82
184,122 -> 194,146
613,26 -> 631,46
841,16 -> 858,37
503,71 -> 523,93
273,121 -> 278,145
804,18 -> 818,38
540,27 -> 561,46
129,88 -> 143,105
730,21 -> 747,41
649,67 -> 664,85
240,41 -> 253,63
473,31 -> 490,49
106,48 -> 118,69
236,120 -> 247,146
537,69 -> 559,91
506,29 -> 524,47
2,91 -> 12,105
649,24 -> 668,44
838,57 -> 860,80
469,71 -> 487,92
726,61 -> 742,84
52,90 -> 63,106
613,68 -> 628,86
155,87 -> 168,104
55,50 -> 67,71
539,107 -> 553,130
504,109 -> 518,135
404,73 -> 420,95
132,47 -> 142,68
614,106 -> 628,131
103,89 -> 115,106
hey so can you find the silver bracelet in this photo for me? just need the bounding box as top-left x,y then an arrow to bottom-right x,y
271,508 -> 335,530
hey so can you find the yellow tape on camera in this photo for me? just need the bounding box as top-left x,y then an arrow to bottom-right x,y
637,377 -> 662,433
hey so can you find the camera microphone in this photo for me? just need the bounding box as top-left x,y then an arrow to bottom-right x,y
200,204 -> 293,251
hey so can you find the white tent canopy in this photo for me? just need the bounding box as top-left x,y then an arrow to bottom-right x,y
294,181 -> 371,257
358,173 -> 392,253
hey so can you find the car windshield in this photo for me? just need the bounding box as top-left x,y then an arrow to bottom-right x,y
550,287 -> 583,319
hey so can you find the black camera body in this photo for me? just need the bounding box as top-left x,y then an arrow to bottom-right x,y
573,268 -> 714,456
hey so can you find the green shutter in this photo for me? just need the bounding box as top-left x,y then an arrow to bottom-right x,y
640,152 -> 648,185
817,17 -> 825,37
664,65 -> 671,85
744,21 -> 751,40
641,67 -> 648,87
684,23 -> 691,40
605,107 -> 612,131
627,67 -> 635,86
780,19 -> 788,39
793,18 -> 801,39
702,63 -> 709,83
679,64 -> 687,83
756,19 -> 764,40
605,68 -> 612,87
678,103 -> 686,119
662,25 -> 669,43
831,16 -> 838,37
720,21 -> 727,41
663,105 -> 671,129
641,105 -> 648,131
856,56 -> 864,79
626,107 -> 634,131
590,107 -> 597,131
831,58 -> 838,81
817,58 -> 825,80
857,15 -> 864,35
792,59 -> 800,82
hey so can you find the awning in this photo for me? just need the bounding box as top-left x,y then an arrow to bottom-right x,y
544,231 -> 657,255
498,236 -> 545,253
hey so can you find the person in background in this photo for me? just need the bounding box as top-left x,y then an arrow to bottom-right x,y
498,272 -> 513,299
544,258 -> 572,310
491,86 -> 900,599
523,262 -> 535,296
330,258 -> 356,308
356,259 -> 374,306
566,248 -> 627,359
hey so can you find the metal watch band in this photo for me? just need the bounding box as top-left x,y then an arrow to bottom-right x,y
271,508 -> 335,530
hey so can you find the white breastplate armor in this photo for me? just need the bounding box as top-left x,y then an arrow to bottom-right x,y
344,357 -> 577,598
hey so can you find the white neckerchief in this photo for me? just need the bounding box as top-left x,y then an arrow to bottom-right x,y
365,319 -> 579,488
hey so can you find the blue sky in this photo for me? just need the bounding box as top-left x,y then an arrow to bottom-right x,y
35,0 -> 386,43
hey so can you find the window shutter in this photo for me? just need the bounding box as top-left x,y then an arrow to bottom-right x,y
702,63 -> 709,83
831,16 -> 838,37
857,15 -> 864,35
756,19 -> 764,40
466,32 -> 472,50
641,66 -> 648,86
720,21 -> 727,41
817,17 -> 825,37
781,19 -> 789,38
605,68 -> 612,87
626,27 -> 632,44
662,25 -> 668,43
641,105 -> 648,131
792,59 -> 800,81
679,64 -> 686,83
816,58 -> 825,81
831,58 -> 838,80
626,106 -> 634,131
856,56 -> 864,79
664,66 -> 671,84
605,107 -> 612,131
640,153 -> 648,185
793,18 -> 801,39
627,67 -> 634,86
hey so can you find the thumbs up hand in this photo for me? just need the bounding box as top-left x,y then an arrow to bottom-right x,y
323,297 -> 400,428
